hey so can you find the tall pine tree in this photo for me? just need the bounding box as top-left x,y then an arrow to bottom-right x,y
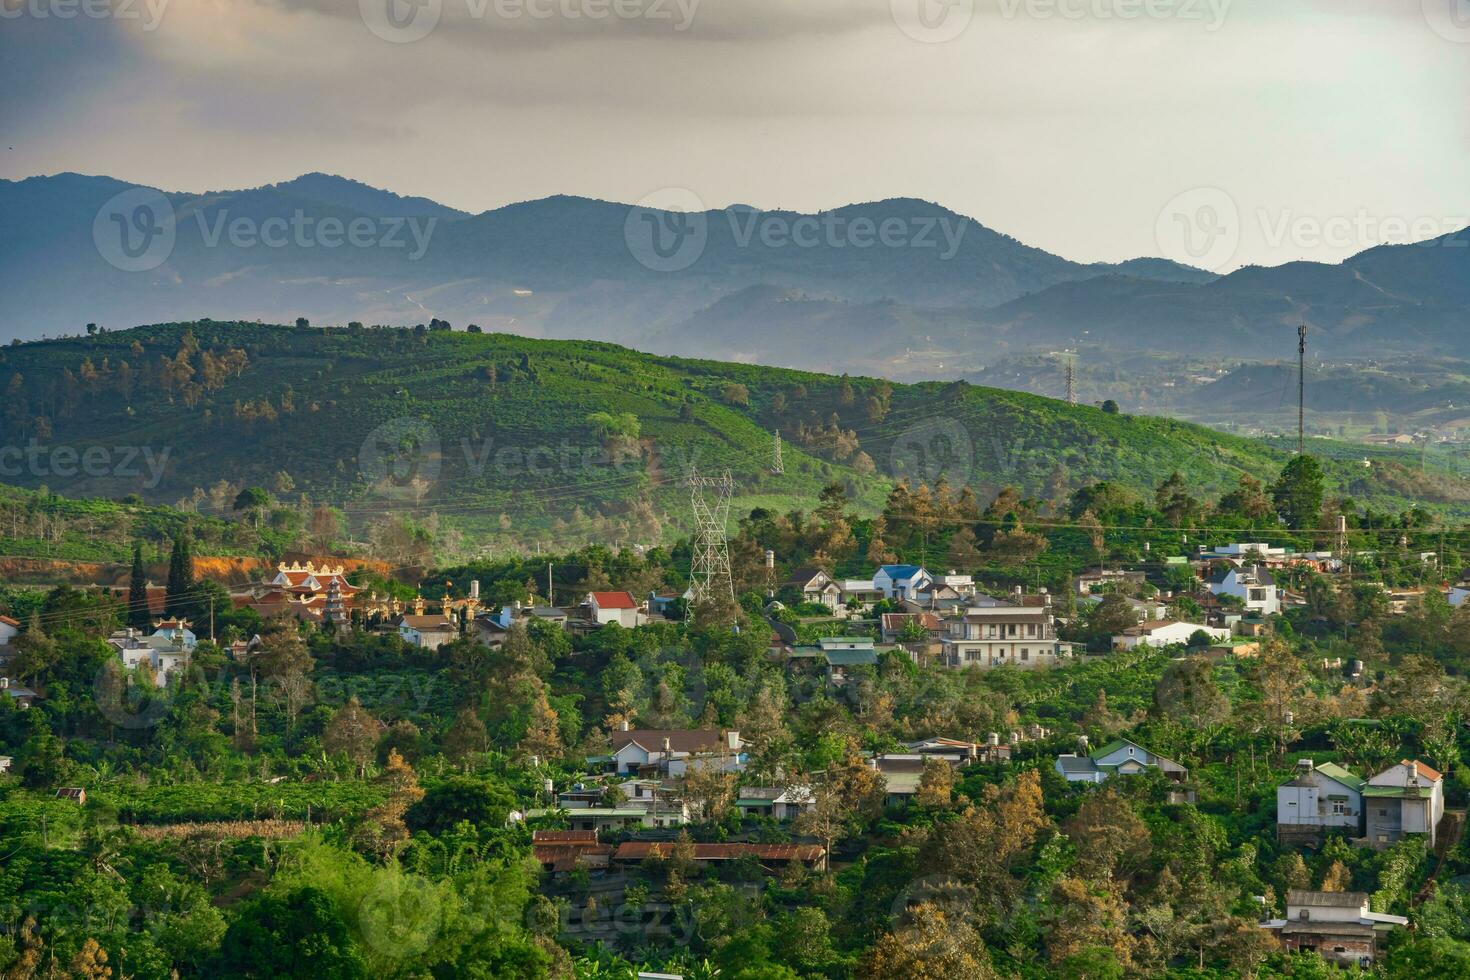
128,542 -> 151,630
164,536 -> 194,619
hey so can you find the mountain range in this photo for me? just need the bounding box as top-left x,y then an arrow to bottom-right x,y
2,172 -> 1466,373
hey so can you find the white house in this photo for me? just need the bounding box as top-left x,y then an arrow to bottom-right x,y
839,579 -> 885,609
396,615 -> 458,650
585,591 -> 645,628
0,615 -> 18,645
873,565 -> 933,601
1364,760 -> 1445,849
1448,586 -> 1468,608
106,628 -> 190,686
1113,620 -> 1230,651
1208,564 -> 1282,616
785,568 -> 842,611
1277,759 -> 1365,844
608,728 -> 745,776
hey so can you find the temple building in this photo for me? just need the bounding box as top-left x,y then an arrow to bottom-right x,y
231,561 -> 362,624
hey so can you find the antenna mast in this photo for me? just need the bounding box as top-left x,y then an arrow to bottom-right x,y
1297,324 -> 1307,454
772,430 -> 784,475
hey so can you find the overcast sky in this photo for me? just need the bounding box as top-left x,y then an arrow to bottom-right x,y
3,0 -> 1468,269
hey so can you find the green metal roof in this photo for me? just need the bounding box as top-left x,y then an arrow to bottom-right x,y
824,650 -> 879,667
1315,762 -> 1366,793
1363,785 -> 1435,799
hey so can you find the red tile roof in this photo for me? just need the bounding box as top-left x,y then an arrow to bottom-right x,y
589,591 -> 638,610
0,615 -> 19,628
1404,759 -> 1443,782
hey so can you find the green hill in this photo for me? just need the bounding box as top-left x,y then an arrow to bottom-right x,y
1,321 -> 1466,551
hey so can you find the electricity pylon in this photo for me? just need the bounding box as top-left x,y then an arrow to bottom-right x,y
772,430 -> 784,475
687,469 -> 734,607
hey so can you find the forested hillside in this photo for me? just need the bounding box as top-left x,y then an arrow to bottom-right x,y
2,322 -> 1467,557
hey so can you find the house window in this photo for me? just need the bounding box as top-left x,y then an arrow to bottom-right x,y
1378,808 -> 1388,817
1021,649 -> 1029,661
1331,800 -> 1346,816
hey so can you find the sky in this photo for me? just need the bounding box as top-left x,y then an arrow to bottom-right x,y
2,0 -> 1469,270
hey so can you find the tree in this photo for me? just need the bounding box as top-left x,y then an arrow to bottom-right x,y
861,905 -> 998,979
1100,399 -> 1120,414
164,536 -> 195,618
1270,455 -> 1325,531
519,684 -> 563,762
254,626 -> 315,732
233,486 -> 272,528
405,776 -> 517,834
1064,787 -> 1152,882
1155,471 -> 1200,527
69,939 -> 111,980
915,757 -> 955,808
128,541 -> 151,630
323,697 -> 384,777
213,886 -> 367,979
354,749 -> 424,859
1153,656 -> 1231,727
443,707 -> 489,766
1218,474 -> 1273,520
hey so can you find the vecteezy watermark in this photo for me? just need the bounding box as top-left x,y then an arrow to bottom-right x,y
625,187 -> 709,273
93,187 -> 177,273
359,0 -> 701,44
888,416 -> 975,486
1256,208 -> 1468,253
1422,0 -> 1470,43
996,0 -> 1232,30
1154,186 -> 1240,272
0,442 -> 171,488
195,210 -> 437,261
358,873 -> 443,959
360,418 -> 443,502
890,0 -> 975,43
625,188 -> 971,273
0,0 -> 169,30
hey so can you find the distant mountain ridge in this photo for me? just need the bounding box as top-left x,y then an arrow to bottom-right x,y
1,172 -> 1465,370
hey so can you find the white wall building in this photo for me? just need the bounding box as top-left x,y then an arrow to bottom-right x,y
1113,620 -> 1231,650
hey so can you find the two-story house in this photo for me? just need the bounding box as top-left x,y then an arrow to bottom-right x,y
1208,564 -> 1282,616
941,594 -> 1072,669
608,727 -> 745,777
784,568 -> 842,610
1364,760 -> 1445,849
106,628 -> 190,686
873,564 -> 933,601
1276,759 -> 1366,845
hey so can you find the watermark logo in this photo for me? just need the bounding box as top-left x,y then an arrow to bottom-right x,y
996,0 -> 1232,30
94,662 -> 172,730
194,209 -> 437,260
0,443 -> 171,489
93,187 -> 176,273
1423,0 -> 1470,43
0,0 -> 169,30
360,0 -> 442,43
891,0 -> 974,43
625,187 -> 709,273
358,874 -> 442,958
727,210 -> 969,258
359,417 -> 443,502
889,416 -> 974,485
1155,186 -> 1240,272
1256,207 -> 1467,253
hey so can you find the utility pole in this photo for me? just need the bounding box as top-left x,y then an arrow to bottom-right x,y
1297,324 -> 1308,455
687,468 -> 735,608
772,430 -> 784,475
547,563 -> 553,607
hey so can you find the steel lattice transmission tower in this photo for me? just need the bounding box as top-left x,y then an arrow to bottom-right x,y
687,469 -> 735,606
772,430 -> 784,475
1064,356 -> 1077,406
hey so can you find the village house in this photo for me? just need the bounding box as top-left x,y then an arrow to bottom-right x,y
1083,592 -> 1169,624
1055,737 -> 1189,786
1364,760 -> 1445,849
396,613 -> 458,650
583,591 -> 646,628
734,785 -> 814,821
151,618 -> 198,650
0,677 -> 37,709
1113,620 -> 1231,651
1449,585 -> 1468,608
784,567 -> 842,611
1208,564 -> 1282,616
941,591 -> 1072,669
1260,890 -> 1407,968
474,602 -> 570,647
873,564 -> 933,601
839,578 -> 885,609
608,727 -> 745,777
1276,759 -> 1366,845
1074,568 -> 1147,595
531,830 -> 613,874
0,756 -> 11,774
0,615 -> 18,646
879,611 -> 945,645
106,627 -> 190,686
